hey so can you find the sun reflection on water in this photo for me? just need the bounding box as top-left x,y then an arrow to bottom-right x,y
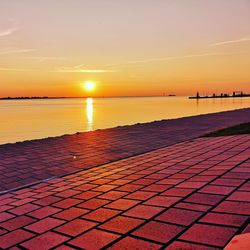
86,97 -> 93,131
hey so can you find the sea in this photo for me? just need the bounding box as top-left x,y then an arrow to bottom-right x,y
0,96 -> 250,145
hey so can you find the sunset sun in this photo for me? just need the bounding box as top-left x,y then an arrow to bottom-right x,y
84,81 -> 95,92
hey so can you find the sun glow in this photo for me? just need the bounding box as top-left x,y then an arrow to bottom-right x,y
84,81 -> 95,91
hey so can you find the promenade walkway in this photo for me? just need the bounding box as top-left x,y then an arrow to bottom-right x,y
1,108 -> 250,192
0,134 -> 249,249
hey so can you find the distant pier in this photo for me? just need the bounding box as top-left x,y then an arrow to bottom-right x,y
189,91 -> 250,99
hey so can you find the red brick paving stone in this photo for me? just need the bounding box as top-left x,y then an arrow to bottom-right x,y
55,245 -> 75,250
175,202 -> 212,212
155,208 -> 203,226
32,192 -> 55,200
199,185 -> 235,195
10,197 -> 36,206
166,240 -> 218,250
146,173 -> 169,180
91,178 -> 112,185
179,223 -> 237,247
0,215 -> 37,231
0,228 -> 7,235
55,218 -> 97,236
0,198 -> 17,206
56,189 -> 81,198
0,194 -> 13,200
224,172 -> 250,179
109,180 -> 131,186
177,181 -> 207,189
199,212 -> 248,227
132,178 -> 156,185
28,206 -> 62,219
53,198 -> 82,209
99,216 -> 144,234
162,187 -> 195,197
25,217 -> 65,233
93,184 -> 117,192
105,198 -> 140,210
69,229 -> 120,249
78,198 -> 110,210
239,181 -> 250,191
53,207 -> 89,220
212,178 -> 245,187
190,175 -> 218,182
116,184 -> 142,192
98,190 -> 128,200
14,191 -> 36,199
157,178 -> 183,185
142,184 -> 171,192
33,195 -> 62,206
124,204 -> 164,219
109,236 -> 162,250
132,221 -> 184,243
184,193 -> 225,205
0,229 -> 34,249
213,201 -> 250,215
21,231 -> 69,250
0,212 -> 15,222
74,190 -> 101,200
82,208 -> 121,222
144,196 -> 180,207
73,183 -> 98,191
9,203 -> 41,215
227,191 -> 250,202
0,205 -> 13,213
125,191 -> 157,200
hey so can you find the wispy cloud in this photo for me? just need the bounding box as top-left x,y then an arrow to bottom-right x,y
103,52 -> 240,67
210,36 -> 250,46
103,53 -> 220,67
127,52 -> 218,64
0,48 -> 36,55
0,67 -> 32,72
0,27 -> 18,37
27,56 -> 66,62
54,64 -> 118,73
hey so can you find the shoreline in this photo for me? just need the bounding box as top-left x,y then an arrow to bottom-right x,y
1,107 -> 249,147
0,107 -> 250,193
0,95 -> 180,100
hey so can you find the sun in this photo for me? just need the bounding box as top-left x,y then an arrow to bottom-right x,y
84,81 -> 95,91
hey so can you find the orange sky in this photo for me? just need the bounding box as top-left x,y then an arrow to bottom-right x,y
0,0 -> 250,97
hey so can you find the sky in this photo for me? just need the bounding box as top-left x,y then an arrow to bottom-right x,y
0,0 -> 250,97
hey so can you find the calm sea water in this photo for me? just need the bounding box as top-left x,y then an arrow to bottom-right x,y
0,96 -> 250,145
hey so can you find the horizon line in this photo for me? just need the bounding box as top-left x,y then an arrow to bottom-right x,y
0,94 -> 182,100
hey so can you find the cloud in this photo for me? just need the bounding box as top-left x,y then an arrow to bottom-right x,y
210,36 -> 250,46
54,64 -> 118,73
104,53 -> 221,67
0,48 -> 36,55
0,27 -> 18,37
0,67 -> 32,72
27,56 -> 66,62
104,51 -> 240,67
126,52 -> 218,64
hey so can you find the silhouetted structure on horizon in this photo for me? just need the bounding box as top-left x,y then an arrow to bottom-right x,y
189,91 -> 250,99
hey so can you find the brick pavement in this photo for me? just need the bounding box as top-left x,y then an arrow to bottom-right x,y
1,108 -> 250,193
0,134 -> 249,249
